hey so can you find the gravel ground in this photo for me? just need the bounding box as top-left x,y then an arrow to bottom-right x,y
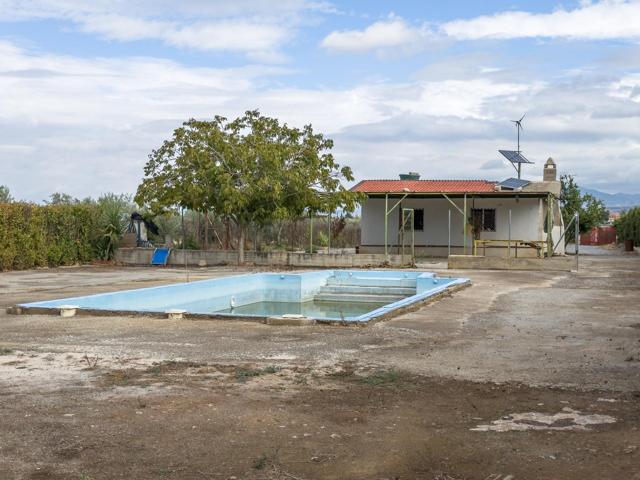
0,254 -> 638,479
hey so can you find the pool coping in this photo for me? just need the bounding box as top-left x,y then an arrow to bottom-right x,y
6,279 -> 471,326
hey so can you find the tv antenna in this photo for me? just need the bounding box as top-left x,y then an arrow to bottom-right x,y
498,113 -> 533,180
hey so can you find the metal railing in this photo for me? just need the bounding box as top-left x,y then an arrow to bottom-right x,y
473,239 -> 547,258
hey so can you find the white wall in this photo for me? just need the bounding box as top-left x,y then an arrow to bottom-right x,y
361,196 -> 543,247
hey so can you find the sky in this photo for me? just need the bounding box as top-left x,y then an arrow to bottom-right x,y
1,0 -> 639,202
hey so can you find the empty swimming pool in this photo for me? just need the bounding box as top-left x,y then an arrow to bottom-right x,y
17,270 -> 469,323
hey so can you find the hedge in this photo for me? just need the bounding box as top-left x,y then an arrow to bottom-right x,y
615,207 -> 640,246
0,203 -> 100,271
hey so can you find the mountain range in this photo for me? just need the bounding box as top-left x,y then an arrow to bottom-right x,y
583,188 -> 640,211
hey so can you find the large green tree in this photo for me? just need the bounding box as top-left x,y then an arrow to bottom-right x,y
560,175 -> 609,243
135,111 -> 359,263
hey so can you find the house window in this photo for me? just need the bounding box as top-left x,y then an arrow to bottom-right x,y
398,208 -> 424,231
472,208 -> 496,232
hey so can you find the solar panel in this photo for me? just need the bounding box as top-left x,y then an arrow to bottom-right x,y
498,178 -> 530,190
499,150 -> 533,164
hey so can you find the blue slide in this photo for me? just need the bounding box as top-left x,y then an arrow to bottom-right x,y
151,248 -> 171,266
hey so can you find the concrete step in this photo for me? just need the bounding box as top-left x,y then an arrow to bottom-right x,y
318,285 -> 416,296
326,277 -> 416,288
314,293 -> 407,304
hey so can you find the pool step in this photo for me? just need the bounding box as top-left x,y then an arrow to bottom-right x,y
314,293 -> 407,304
318,285 -> 416,296
326,276 -> 417,288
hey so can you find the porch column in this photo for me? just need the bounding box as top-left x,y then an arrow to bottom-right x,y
463,193 -> 467,255
384,194 -> 388,259
546,193 -> 553,258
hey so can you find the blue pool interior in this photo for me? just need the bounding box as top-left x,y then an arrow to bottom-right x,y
20,270 -> 469,323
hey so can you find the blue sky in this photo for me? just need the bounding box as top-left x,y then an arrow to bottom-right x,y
1,0 -> 639,201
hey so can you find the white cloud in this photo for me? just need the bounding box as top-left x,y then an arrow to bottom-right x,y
0,0 -> 322,60
321,16 -> 432,53
1,40 -> 640,201
321,1 -> 640,57
442,0 -> 640,40
166,21 -> 290,54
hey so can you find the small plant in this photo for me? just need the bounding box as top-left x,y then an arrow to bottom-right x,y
252,453 -> 268,470
235,365 -> 280,381
82,353 -> 99,369
360,369 -> 400,386
0,348 -> 14,355
103,369 -> 133,386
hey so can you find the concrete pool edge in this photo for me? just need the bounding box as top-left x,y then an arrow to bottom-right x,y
6,280 -> 471,326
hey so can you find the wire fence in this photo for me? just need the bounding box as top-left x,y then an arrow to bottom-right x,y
148,212 -> 361,254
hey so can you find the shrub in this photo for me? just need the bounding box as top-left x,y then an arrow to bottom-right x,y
0,203 -> 99,271
615,207 -> 640,246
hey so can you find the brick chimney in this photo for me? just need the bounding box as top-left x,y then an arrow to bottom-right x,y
543,157 -> 557,181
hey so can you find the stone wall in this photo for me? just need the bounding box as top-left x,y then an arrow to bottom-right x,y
115,248 -> 409,268
448,254 -> 575,271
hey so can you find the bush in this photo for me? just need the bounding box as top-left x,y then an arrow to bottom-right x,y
0,203 -> 99,271
615,207 -> 640,246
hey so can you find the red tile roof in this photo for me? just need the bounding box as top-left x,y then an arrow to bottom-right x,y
351,179 -> 497,194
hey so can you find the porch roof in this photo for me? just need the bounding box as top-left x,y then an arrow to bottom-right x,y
351,179 -> 497,194
351,179 -> 560,198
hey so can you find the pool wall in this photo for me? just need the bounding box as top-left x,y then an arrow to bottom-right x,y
15,270 -> 469,324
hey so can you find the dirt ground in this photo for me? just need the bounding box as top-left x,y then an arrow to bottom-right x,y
1,253 -> 639,480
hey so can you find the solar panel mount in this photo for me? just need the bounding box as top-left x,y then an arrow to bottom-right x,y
498,149 -> 534,179
499,150 -> 533,164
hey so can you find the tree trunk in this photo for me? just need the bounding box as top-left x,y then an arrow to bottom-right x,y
225,219 -> 231,250
238,224 -> 246,265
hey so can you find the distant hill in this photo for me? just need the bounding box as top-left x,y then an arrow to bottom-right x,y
583,188 -> 640,212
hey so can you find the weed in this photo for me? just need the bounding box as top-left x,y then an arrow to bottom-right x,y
0,348 -> 14,355
360,369 -> 400,386
82,353 -> 99,369
102,369 -> 133,386
252,453 -> 268,470
146,360 -> 204,375
328,365 -> 357,378
235,365 -> 280,381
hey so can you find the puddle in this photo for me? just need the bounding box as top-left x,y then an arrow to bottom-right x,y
471,407 -> 616,432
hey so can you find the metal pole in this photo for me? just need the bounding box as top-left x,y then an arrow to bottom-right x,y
448,209 -> 451,257
546,193 -> 553,258
553,214 -> 576,252
575,212 -> 579,271
411,210 -> 415,264
463,194 -> 467,255
181,208 -> 189,282
328,210 -> 331,254
508,209 -> 512,258
401,209 -> 405,265
384,194 -> 388,259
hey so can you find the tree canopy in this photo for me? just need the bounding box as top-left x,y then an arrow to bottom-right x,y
615,207 -> 640,246
560,174 -> 609,242
135,111 -> 361,262
0,185 -> 13,203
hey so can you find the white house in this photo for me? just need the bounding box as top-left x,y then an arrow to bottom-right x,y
352,158 -> 565,258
